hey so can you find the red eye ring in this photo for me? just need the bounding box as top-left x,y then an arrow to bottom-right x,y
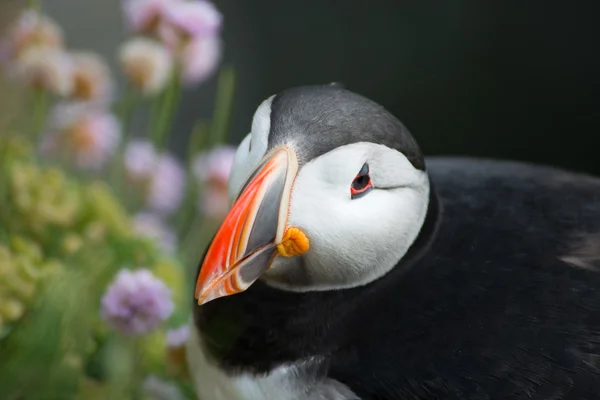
350,163 -> 373,199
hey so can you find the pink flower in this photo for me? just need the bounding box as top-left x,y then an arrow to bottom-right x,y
192,146 -> 236,218
42,103 -> 121,170
122,0 -> 221,52
101,268 -> 174,336
121,0 -> 222,86
122,0 -> 172,34
124,140 -> 186,215
148,153 -> 186,214
162,0 -> 222,37
0,10 -> 64,63
180,35 -> 221,85
133,212 -> 177,253
69,51 -> 113,103
124,139 -> 157,180
154,0 -> 222,51
9,48 -> 73,96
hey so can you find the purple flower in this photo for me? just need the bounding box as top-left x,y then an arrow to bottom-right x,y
133,212 -> 177,253
192,146 -> 236,218
101,268 -> 174,336
166,324 -> 190,348
124,140 -> 186,215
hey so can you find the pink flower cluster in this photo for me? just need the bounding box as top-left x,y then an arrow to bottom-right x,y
192,146 -> 236,219
120,0 -> 222,92
1,10 -> 113,103
0,10 -> 120,169
124,140 -> 186,215
42,103 -> 121,170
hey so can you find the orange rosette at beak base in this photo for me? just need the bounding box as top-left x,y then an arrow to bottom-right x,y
195,146 -> 309,305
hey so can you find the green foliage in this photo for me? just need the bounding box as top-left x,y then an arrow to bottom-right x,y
0,0 -> 236,396
0,139 -> 189,399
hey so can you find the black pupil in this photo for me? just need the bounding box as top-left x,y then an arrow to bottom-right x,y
352,164 -> 370,190
352,175 -> 369,190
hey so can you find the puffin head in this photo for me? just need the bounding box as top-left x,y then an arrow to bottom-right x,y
195,84 -> 430,305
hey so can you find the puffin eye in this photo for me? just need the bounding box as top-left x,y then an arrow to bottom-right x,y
350,163 -> 373,199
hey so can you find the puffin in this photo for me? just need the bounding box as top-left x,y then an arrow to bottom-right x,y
186,84 -> 600,400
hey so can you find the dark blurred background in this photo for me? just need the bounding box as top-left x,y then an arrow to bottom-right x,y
12,0 -> 600,174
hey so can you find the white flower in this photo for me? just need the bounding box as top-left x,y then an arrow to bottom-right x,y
118,37 -> 173,95
69,51 -> 113,103
9,48 -> 73,96
0,10 -> 64,63
180,35 -> 221,86
42,103 -> 121,169
133,212 -> 177,253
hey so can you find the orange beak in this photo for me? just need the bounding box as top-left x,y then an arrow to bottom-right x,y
195,146 -> 309,305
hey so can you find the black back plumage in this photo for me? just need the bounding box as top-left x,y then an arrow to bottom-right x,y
194,157 -> 600,399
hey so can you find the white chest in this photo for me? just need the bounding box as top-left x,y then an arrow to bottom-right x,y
185,325 -> 359,400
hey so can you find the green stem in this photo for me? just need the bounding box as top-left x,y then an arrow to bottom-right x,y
180,213 -> 214,269
117,85 -> 138,146
108,87 -> 139,200
151,71 -> 181,151
187,120 -> 210,168
0,143 -> 8,210
31,89 -> 49,145
27,0 -> 41,11
130,338 -> 144,399
173,121 -> 209,241
176,180 -> 198,239
209,66 -> 236,147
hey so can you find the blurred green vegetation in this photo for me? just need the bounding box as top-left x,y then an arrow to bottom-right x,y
0,135 -> 191,399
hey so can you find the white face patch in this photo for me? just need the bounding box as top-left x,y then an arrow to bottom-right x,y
264,142 -> 430,291
228,96 -> 274,203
